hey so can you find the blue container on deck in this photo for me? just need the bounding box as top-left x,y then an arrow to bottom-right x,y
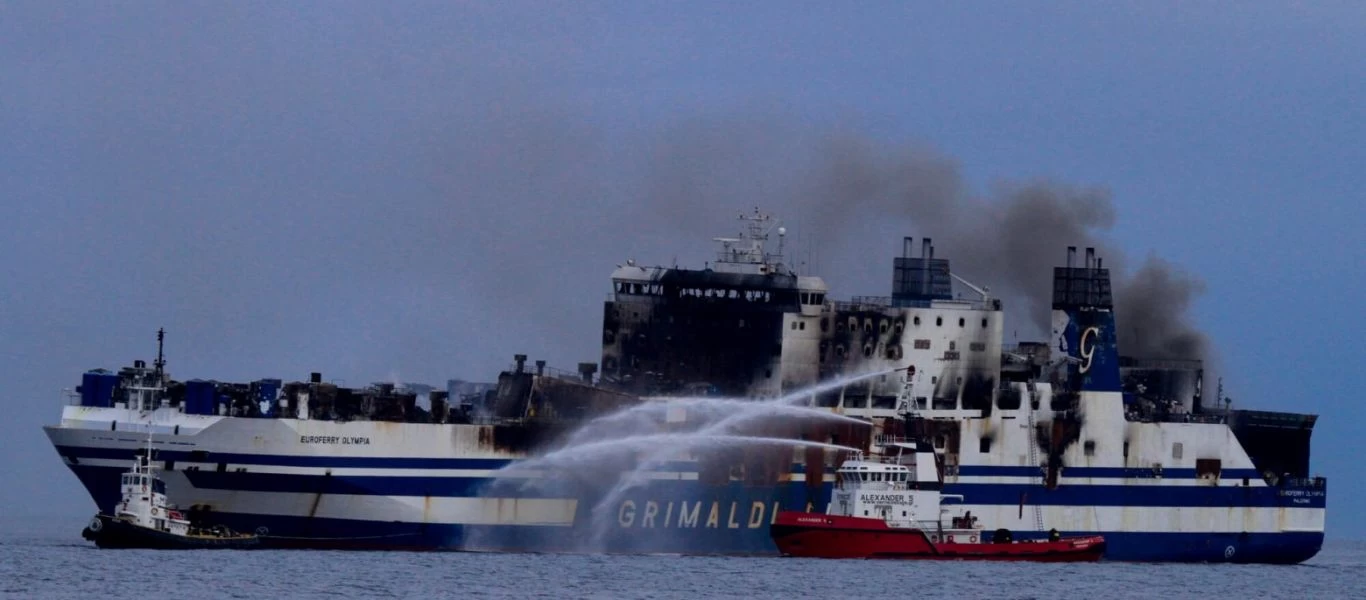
184,379 -> 217,415
79,370 -> 119,407
254,379 -> 281,417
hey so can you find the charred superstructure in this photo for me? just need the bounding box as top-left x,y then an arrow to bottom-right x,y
44,209 -> 1326,562
602,209 -> 820,398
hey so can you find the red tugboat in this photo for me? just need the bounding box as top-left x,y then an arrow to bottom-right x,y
770,440 -> 1105,561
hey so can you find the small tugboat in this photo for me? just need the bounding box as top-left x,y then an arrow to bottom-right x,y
770,439 -> 1105,561
81,433 -> 259,549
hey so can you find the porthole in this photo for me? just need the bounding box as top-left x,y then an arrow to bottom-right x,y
936,317 -> 943,327
958,317 -> 965,327
981,318 -> 988,328
914,316 -> 921,326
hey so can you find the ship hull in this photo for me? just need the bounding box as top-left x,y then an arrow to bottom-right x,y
49,418 -> 1325,563
769,512 -> 1105,561
80,513 -> 260,550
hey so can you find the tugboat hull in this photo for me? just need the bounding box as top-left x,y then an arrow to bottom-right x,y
771,513 -> 1105,562
81,514 -> 260,550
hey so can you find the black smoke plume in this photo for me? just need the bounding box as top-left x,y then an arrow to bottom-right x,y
635,125 -> 1210,362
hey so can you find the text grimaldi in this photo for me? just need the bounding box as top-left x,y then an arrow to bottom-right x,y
617,500 -> 790,529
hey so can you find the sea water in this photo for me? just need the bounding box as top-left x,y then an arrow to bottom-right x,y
2,515 -> 1361,600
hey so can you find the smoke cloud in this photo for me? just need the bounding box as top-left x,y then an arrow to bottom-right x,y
632,124 -> 1210,361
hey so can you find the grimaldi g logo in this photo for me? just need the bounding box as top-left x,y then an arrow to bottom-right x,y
1079,326 -> 1099,374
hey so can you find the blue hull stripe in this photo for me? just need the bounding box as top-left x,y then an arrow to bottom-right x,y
55,445 -> 515,470
60,445 -> 1263,482
65,463 -> 1325,509
956,465 -> 1264,480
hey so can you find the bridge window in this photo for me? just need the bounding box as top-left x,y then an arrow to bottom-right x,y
1172,443 -> 1184,460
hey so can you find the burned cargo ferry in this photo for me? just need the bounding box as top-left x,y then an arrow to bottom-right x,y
44,209 -> 1326,562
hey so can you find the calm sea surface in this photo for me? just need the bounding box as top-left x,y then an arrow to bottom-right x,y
2,515 -> 1361,599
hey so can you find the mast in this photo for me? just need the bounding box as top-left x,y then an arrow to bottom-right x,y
154,328 -> 166,383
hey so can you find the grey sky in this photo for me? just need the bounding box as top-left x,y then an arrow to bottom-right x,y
3,2 -> 1363,538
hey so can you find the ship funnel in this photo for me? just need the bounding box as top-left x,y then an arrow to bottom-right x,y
535,360 -> 546,376
514,354 -> 527,373
1086,247 -> 1095,269
1067,246 -> 1076,269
